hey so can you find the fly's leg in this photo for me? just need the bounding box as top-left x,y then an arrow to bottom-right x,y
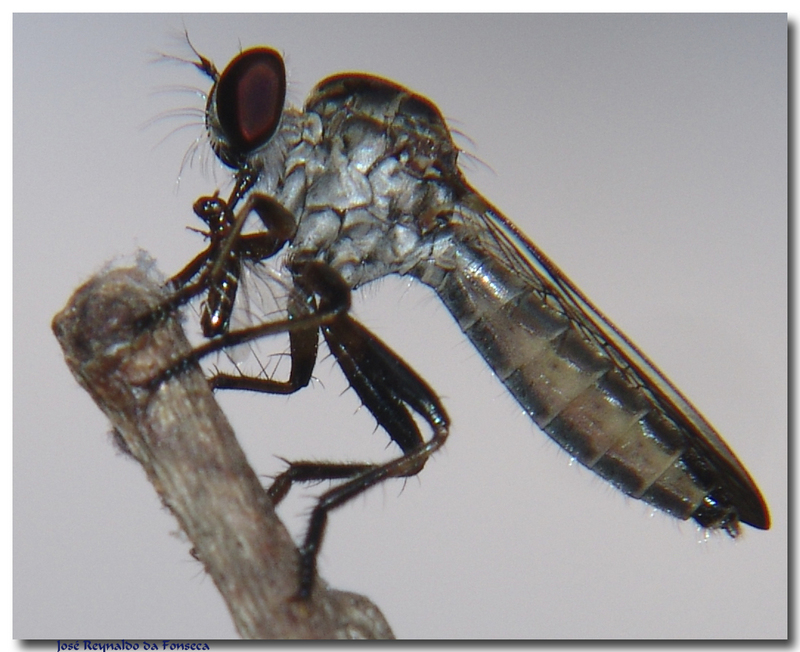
209,291 -> 319,395
144,190 -> 305,388
145,260 -> 350,389
168,242 -> 214,291
269,264 -> 450,598
199,260 -> 450,598
267,462 -> 376,506
259,307 -> 451,599
134,168 -> 258,331
189,193 -> 297,337
289,311 -> 450,599
264,309 -> 439,507
193,264 -> 380,503
147,259 -> 450,599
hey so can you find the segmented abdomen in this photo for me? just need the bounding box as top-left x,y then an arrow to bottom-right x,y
426,240 -> 742,534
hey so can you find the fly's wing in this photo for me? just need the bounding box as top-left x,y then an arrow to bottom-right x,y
457,191 -> 769,531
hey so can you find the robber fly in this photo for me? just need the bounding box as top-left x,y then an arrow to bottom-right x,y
162,44 -> 769,598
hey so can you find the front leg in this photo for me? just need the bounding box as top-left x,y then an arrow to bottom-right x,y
194,192 -> 298,337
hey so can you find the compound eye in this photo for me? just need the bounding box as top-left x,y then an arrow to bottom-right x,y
215,48 -> 286,156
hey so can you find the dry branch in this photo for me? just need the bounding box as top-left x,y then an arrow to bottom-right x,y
52,258 -> 394,640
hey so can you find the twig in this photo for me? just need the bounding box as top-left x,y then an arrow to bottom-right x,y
52,258 -> 394,640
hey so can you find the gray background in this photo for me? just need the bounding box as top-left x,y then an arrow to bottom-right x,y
15,14 -> 786,639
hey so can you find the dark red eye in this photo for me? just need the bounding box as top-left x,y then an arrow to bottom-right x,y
215,48 -> 286,157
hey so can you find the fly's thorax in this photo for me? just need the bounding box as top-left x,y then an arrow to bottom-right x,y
281,74 -> 465,290
287,193 -> 451,290
304,72 -> 460,180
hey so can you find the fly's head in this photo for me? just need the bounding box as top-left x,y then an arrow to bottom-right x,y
204,48 -> 287,170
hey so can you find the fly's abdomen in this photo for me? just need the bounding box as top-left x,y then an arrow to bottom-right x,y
427,244 -> 741,532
